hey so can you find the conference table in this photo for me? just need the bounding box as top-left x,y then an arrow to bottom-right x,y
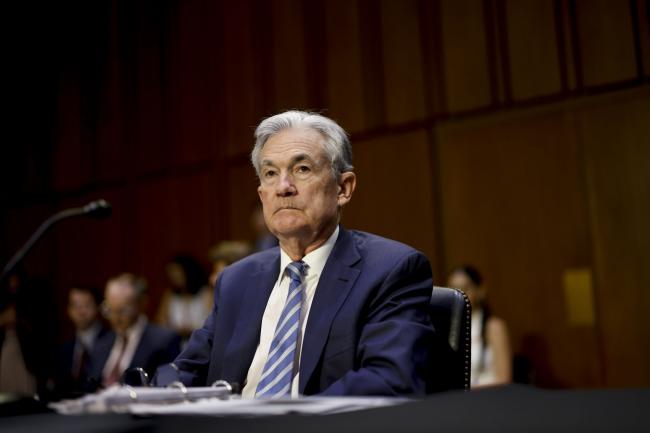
2,385 -> 648,433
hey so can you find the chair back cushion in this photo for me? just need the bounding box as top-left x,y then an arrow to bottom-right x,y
427,286 -> 471,392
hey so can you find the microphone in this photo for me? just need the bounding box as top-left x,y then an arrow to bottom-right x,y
1,199 -> 112,282
82,199 -> 112,219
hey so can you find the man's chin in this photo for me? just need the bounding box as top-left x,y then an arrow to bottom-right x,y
269,221 -> 309,239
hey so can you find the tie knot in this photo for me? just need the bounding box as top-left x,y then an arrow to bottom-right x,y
286,261 -> 306,281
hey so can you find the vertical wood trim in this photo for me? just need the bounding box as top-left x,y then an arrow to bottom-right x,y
554,0 -> 570,94
427,126 -> 447,281
303,0 -> 329,110
571,110 -> 607,386
495,0 -> 512,104
567,0 -> 584,92
482,0 -> 501,105
645,0 -> 650,80
630,0 -> 646,80
358,0 -> 387,128
418,0 -> 436,117
418,0 -> 448,116
251,0 -> 276,115
211,0 -> 228,244
641,0 -> 650,80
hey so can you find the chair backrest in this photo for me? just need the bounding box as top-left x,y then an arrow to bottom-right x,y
427,286 -> 471,392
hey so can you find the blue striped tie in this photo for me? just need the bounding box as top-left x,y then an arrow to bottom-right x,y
255,261 -> 306,398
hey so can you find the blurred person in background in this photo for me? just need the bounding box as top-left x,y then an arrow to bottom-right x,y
89,273 -> 180,389
207,241 -> 252,288
448,265 -> 512,387
0,272 -> 36,395
0,269 -> 54,397
52,286 -> 107,398
156,255 -> 212,341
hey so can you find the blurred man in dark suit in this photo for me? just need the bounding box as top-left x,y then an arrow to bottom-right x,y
53,286 -> 107,397
161,111 -> 435,397
89,273 -> 180,388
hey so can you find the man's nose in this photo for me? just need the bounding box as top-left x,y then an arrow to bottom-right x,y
276,172 -> 297,197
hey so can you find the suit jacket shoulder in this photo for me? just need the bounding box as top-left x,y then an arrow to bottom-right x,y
169,226 -> 435,396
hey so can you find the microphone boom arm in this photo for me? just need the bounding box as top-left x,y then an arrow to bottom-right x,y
0,200 -> 110,283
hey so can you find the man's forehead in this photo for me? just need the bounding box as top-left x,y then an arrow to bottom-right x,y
261,128 -> 327,159
105,281 -> 136,299
70,289 -> 93,301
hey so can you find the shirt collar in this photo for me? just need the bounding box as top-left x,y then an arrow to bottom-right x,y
278,225 -> 340,281
76,321 -> 102,348
121,315 -> 148,341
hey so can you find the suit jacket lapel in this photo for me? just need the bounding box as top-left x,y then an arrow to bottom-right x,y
90,331 -> 115,381
129,324 -> 149,369
299,227 -> 361,393
220,253 -> 280,385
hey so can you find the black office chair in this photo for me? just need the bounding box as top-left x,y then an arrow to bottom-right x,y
427,286 -> 471,392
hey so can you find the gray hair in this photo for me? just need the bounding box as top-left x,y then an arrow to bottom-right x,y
107,272 -> 148,301
251,110 -> 353,178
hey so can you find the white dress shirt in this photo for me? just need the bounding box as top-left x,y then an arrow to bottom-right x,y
76,321 -> 102,352
242,226 -> 339,398
73,321 -> 102,375
102,315 -> 148,384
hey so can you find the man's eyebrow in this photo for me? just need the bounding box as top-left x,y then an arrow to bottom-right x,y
260,159 -> 277,167
260,153 -> 316,168
290,154 -> 314,165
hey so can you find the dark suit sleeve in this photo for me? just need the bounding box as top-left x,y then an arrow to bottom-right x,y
160,332 -> 182,365
153,278 -> 220,387
318,251 -> 434,396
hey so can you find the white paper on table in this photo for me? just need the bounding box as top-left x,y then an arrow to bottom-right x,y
128,396 -> 410,416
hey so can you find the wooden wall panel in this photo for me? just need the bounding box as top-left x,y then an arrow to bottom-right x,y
505,0 -> 562,100
579,92 -> 650,386
54,190 -> 125,293
130,1 -> 170,176
440,0 -> 492,112
52,80 -> 93,192
380,0 -> 427,125
342,131 -> 436,264
225,161 -> 262,243
418,0 -> 447,117
222,2 -> 268,156
325,0 -> 366,133
271,0 -> 309,111
6,0 -> 650,389
436,111 -> 601,387
638,0 -> 650,78
95,2 -> 125,183
576,0 -> 638,86
130,172 -> 214,316
2,204 -> 57,282
171,1 -> 221,167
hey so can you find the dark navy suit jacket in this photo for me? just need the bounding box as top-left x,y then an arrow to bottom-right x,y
88,322 -> 181,388
166,227 -> 435,396
53,325 -> 109,397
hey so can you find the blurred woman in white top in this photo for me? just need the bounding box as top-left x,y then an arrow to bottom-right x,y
156,255 -> 212,343
448,265 -> 512,387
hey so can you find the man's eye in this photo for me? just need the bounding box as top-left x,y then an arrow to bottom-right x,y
264,170 -> 276,178
297,165 -> 311,173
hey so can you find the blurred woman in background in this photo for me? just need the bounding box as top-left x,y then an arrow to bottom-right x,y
156,255 -> 211,343
448,265 -> 512,387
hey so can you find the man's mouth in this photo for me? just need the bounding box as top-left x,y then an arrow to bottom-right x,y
275,206 -> 299,214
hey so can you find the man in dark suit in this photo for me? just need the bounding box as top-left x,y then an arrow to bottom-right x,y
53,286 -> 108,398
88,273 -> 180,389
159,111 -> 435,397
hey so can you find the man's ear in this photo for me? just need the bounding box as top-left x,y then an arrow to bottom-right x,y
337,172 -> 356,207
